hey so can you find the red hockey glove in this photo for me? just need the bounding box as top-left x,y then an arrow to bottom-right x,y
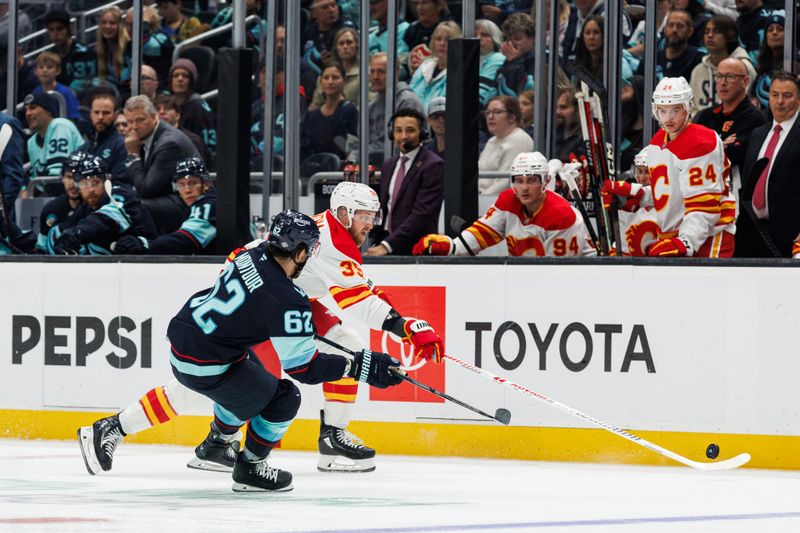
601,181 -> 644,211
402,319 -> 444,363
647,237 -> 689,257
412,234 -> 453,255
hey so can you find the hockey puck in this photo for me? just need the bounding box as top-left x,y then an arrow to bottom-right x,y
706,443 -> 720,460
494,408 -> 511,425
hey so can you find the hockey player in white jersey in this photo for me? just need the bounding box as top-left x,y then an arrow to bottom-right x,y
77,182 -> 443,475
412,152 -> 596,256
644,77 -> 736,257
601,149 -> 661,256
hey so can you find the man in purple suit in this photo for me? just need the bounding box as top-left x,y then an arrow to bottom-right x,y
366,108 -> 444,256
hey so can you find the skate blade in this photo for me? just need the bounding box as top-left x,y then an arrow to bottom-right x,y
231,481 -> 293,492
186,457 -> 233,473
77,426 -> 101,475
317,454 -> 376,473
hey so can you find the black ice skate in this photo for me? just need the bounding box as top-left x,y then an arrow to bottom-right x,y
231,456 -> 293,492
317,410 -> 376,473
77,414 -> 124,475
187,429 -> 241,473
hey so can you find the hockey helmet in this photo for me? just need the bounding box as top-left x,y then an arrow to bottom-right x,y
174,157 -> 210,183
267,209 -> 321,257
509,152 -> 549,179
64,151 -> 88,176
651,77 -> 693,121
330,181 -> 382,228
633,148 -> 648,168
73,155 -> 110,182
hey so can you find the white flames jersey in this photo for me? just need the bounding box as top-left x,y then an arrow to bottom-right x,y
616,187 -> 661,256
298,211 -> 391,330
454,189 -> 597,257
644,124 -> 736,253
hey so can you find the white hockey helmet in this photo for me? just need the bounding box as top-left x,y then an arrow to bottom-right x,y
330,181 -> 382,228
509,152 -> 550,179
651,77 -> 693,121
633,148 -> 648,168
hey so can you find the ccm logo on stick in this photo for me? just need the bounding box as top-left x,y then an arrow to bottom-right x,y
12,315 -> 152,368
465,321 -> 655,373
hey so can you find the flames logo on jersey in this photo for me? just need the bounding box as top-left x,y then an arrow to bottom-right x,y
626,220 -> 661,257
506,235 -> 546,256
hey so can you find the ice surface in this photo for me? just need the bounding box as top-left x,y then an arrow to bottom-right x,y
1,439 -> 799,532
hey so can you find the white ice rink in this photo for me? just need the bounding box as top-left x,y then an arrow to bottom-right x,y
1,439 -> 800,532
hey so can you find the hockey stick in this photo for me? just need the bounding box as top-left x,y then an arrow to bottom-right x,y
442,353 -> 751,471
104,180 -> 133,227
559,160 -> 603,251
740,158 -> 782,258
449,215 -> 476,256
590,92 -> 624,255
576,86 -> 611,254
315,334 -> 511,425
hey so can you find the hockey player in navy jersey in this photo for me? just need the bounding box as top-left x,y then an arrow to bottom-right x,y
78,210 -> 403,491
48,156 -> 158,255
114,157 -> 216,254
36,151 -> 85,252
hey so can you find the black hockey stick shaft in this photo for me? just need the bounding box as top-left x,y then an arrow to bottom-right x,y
561,161 -> 602,251
741,158 -> 782,258
577,88 -> 611,254
315,333 -> 510,424
591,93 -> 624,255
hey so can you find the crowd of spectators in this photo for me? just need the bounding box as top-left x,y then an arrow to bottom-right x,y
0,0 -> 798,258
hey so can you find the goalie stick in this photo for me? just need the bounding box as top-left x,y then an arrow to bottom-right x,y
442,353 -> 751,471
315,333 -> 511,425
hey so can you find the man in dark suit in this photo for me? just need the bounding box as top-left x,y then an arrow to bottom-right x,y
367,108 -> 444,256
123,95 -> 199,234
735,72 -> 800,258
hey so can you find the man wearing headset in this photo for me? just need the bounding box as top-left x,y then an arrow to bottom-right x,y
367,108 -> 444,256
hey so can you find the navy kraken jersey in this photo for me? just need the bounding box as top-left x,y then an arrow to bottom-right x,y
149,188 -> 216,254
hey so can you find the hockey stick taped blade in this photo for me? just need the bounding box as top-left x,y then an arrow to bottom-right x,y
494,408 -> 511,425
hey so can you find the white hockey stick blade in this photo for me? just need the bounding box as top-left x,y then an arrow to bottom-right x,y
443,354 -> 751,471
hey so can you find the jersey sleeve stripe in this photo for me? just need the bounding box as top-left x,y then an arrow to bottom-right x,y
272,335 -> 318,369
330,284 -> 373,309
467,221 -> 503,248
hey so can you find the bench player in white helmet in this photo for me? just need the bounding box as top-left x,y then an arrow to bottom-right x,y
644,76 -> 736,257
77,181 -> 443,476
601,149 -> 662,256
412,152 -> 596,256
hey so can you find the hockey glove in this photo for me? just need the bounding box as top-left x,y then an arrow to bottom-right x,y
402,319 -> 444,363
114,235 -> 149,254
412,234 -> 453,255
347,350 -> 403,389
601,181 -> 644,211
54,230 -> 83,255
647,237 -> 689,257
793,241 -> 800,259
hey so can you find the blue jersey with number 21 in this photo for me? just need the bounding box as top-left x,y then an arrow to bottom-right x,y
167,243 -> 317,377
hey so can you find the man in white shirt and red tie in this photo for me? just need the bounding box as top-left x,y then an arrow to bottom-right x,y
367,108 -> 444,256
736,71 -> 800,258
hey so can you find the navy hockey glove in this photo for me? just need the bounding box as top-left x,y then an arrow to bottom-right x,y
347,350 -> 403,389
54,230 -> 83,255
115,235 -> 149,254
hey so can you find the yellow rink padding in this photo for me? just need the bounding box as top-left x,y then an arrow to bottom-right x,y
2,409 -> 799,470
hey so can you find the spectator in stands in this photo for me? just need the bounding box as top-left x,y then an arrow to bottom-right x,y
301,0 -> 355,75
124,6 -> 175,89
736,72 -> 800,258
23,93 -> 83,197
651,10 -> 704,81
367,52 -> 424,155
736,0 -> 774,63
49,156 -> 158,255
310,27 -> 363,111
123,95 -> 198,234
518,89 -> 534,138
115,157 -> 217,255
672,0 -> 712,48
689,15 -> 756,113
530,0 -> 571,57
155,0 -> 209,43
368,107 -> 444,256
94,6 -> 131,94
475,19 -> 506,106
115,113 -> 129,137
300,61 -> 358,161
0,112 -> 26,222
36,151 -> 85,253
574,15 -> 604,84
409,21 -> 462,111
250,59 -> 292,167
210,0 -> 264,54
168,58 -> 217,158
619,75 -> 645,170
479,95 -> 534,194
553,86 -> 584,163
276,24 -> 317,106
32,52 -> 81,121
496,12 -> 535,97
140,65 -> 160,100
154,94 -> 213,166
404,0 -> 452,72
44,9 -> 96,97
564,0 -> 631,59
627,0 -> 671,58
694,58 -> 766,168
369,0 -> 410,56
80,92 -> 128,181
425,96 -> 446,158
752,13 -> 790,110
